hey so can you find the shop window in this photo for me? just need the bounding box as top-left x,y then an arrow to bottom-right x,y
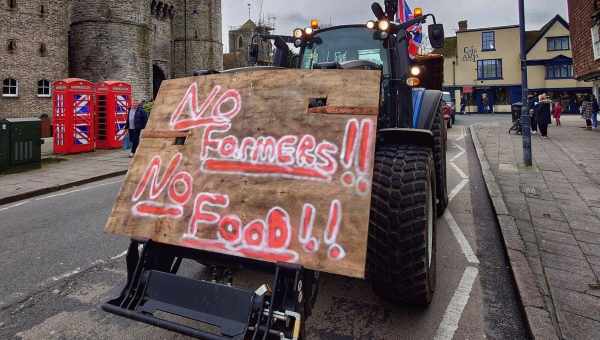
495,87 -> 509,105
546,64 -> 573,79
2,78 -> 18,97
547,37 -> 569,51
238,36 -> 244,49
482,31 -> 495,51
37,79 -> 51,97
477,59 -> 502,80
593,24 -> 600,61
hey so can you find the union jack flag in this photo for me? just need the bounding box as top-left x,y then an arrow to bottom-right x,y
74,124 -> 90,145
398,0 -> 422,59
74,95 -> 90,115
116,95 -> 129,114
115,95 -> 128,141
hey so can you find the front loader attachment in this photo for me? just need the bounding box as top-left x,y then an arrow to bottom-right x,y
103,240 -> 317,340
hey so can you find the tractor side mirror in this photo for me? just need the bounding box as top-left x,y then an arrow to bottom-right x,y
248,43 -> 259,65
371,2 -> 385,20
428,24 -> 445,49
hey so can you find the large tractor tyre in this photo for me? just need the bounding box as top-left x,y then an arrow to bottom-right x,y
367,145 -> 437,306
432,110 -> 448,216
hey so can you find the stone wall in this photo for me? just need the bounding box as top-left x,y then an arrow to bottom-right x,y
69,0 -> 153,101
0,0 -> 222,120
151,5 -> 174,79
172,0 -> 222,77
0,0 -> 70,119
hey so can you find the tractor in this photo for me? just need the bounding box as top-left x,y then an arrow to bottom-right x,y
102,1 -> 447,339
247,0 -> 448,304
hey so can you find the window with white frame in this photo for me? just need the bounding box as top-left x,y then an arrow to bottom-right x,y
593,24 -> 600,60
37,79 -> 50,97
2,78 -> 18,97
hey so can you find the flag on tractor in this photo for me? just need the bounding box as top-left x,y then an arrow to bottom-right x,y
397,0 -> 422,59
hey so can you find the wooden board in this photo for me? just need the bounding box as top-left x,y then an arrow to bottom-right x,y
105,69 -> 381,278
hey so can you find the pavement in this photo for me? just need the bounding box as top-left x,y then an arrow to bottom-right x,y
471,115 -> 600,340
0,145 -> 130,205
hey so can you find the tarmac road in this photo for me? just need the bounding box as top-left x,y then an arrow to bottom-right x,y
0,114 -> 528,340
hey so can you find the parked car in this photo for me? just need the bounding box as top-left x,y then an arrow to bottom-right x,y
442,91 -> 455,128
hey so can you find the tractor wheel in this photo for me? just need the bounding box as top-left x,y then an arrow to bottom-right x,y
367,144 -> 437,305
432,110 -> 449,216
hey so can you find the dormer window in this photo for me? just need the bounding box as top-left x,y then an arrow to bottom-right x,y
547,37 -> 570,51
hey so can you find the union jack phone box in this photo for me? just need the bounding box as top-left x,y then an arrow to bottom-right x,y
52,78 -> 96,154
95,81 -> 132,149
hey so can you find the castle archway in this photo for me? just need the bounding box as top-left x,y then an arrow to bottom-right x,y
153,64 -> 166,100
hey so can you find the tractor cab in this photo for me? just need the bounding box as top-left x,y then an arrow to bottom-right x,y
250,2 -> 444,130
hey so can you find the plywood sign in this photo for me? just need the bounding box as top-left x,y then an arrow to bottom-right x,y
105,69 -> 381,278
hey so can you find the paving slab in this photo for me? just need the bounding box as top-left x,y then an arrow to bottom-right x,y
0,150 -> 129,205
471,118 -> 600,340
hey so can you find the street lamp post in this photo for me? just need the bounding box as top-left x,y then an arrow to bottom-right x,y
519,0 -> 532,166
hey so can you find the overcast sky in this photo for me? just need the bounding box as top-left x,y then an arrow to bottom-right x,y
222,0 -> 569,52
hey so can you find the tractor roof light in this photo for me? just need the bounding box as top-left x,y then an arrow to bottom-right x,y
407,77 -> 421,87
293,28 -> 304,39
310,19 -> 319,29
410,66 -> 422,76
414,7 -> 423,17
378,19 -> 391,32
366,20 -> 376,30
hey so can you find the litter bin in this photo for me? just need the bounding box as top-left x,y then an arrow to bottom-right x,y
0,118 -> 42,169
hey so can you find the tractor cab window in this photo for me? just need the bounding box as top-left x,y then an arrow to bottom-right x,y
301,26 -> 390,75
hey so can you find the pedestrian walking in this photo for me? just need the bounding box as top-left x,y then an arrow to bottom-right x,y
461,94 -> 467,115
126,99 -> 149,157
537,94 -> 552,138
552,100 -> 562,127
528,94 -> 538,134
581,95 -> 594,130
592,95 -> 600,129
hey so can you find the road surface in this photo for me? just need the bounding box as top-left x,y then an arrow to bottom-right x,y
0,114 -> 528,339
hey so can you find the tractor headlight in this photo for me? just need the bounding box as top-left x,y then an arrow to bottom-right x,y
305,27 -> 314,35
293,28 -> 304,39
410,66 -> 422,76
378,20 -> 390,32
366,20 -> 376,30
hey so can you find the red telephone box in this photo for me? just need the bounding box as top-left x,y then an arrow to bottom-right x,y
95,81 -> 132,149
52,79 -> 95,154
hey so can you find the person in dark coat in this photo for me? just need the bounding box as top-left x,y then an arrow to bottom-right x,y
537,94 -> 552,138
126,100 -> 149,157
527,94 -> 538,134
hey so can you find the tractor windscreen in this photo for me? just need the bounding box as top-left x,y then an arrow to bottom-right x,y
301,26 -> 390,74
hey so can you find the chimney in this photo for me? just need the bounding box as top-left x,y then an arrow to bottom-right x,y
458,20 -> 468,32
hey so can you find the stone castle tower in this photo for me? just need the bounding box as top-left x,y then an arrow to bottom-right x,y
0,0 -> 221,120
69,0 -> 222,101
